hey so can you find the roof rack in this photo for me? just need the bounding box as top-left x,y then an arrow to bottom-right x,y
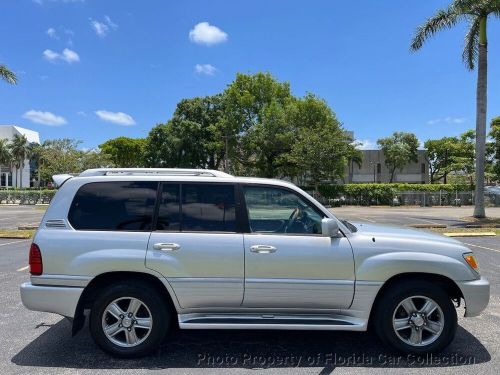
78,168 -> 233,178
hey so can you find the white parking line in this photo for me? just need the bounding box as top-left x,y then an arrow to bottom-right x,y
0,239 -> 30,247
16,265 -> 29,272
405,216 -> 442,225
354,216 -> 377,223
462,242 -> 500,253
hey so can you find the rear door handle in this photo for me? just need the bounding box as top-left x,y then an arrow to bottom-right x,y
153,242 -> 181,251
250,245 -> 277,254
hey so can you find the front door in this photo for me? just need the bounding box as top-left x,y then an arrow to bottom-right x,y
241,185 -> 355,309
146,182 -> 244,309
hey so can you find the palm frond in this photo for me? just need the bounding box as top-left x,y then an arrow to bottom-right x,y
0,64 -> 17,85
411,7 -> 463,51
462,16 -> 481,70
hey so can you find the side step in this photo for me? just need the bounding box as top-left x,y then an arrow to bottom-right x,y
178,313 -> 367,331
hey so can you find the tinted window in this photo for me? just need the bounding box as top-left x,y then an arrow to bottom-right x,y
181,184 -> 236,232
68,181 -> 158,231
156,183 -> 181,231
243,186 -> 322,234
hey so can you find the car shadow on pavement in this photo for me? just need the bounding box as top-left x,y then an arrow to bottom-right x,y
12,319 -> 490,371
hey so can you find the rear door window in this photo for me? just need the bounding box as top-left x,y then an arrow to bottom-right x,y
181,184 -> 236,232
68,181 -> 158,231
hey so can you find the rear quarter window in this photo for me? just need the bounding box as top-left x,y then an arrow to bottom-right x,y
68,181 -> 158,231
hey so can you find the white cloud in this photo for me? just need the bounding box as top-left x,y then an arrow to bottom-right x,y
355,139 -> 379,150
189,22 -> 228,46
427,117 -> 467,125
46,27 -> 58,39
22,110 -> 67,126
43,48 -> 80,63
77,111 -> 87,117
95,110 -> 135,126
195,64 -> 217,76
90,16 -> 118,37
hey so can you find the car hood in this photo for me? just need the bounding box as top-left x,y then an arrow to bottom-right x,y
349,221 -> 463,247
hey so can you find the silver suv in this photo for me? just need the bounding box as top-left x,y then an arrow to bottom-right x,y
20,168 -> 490,357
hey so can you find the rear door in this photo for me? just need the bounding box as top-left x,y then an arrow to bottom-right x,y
146,182 -> 244,308
241,184 -> 355,309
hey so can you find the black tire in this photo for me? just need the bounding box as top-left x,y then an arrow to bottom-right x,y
89,281 -> 170,358
373,280 -> 457,354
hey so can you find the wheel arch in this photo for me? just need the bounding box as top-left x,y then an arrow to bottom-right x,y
368,272 -> 463,327
72,271 -> 178,336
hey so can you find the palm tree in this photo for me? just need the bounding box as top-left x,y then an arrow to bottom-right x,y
0,139 -> 13,187
9,134 -> 31,188
0,64 -> 17,85
411,0 -> 500,218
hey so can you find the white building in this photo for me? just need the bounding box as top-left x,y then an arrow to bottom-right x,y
0,125 -> 40,188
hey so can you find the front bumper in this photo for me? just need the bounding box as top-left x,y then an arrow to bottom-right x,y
457,276 -> 490,317
20,282 -> 83,318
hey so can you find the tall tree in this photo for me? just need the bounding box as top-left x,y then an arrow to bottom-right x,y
100,137 -> 146,167
9,134 -> 30,188
144,95 -> 226,169
378,132 -> 419,183
223,72 -> 292,175
287,94 -> 362,191
424,130 -> 476,183
0,139 -> 13,187
488,116 -> 500,181
0,64 -> 17,85
411,0 -> 500,217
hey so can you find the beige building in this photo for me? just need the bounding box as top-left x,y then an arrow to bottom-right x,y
347,149 -> 429,184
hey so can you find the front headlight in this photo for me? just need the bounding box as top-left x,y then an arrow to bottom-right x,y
463,252 -> 479,274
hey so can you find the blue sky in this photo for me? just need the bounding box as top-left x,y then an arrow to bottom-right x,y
1,0 -> 499,149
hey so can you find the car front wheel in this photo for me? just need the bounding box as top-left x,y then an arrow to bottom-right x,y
374,280 -> 457,354
89,282 -> 170,358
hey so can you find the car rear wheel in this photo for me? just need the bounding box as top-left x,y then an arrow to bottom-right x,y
89,282 -> 170,358
374,280 -> 457,354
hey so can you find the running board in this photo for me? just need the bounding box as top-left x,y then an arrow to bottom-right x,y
178,313 -> 367,331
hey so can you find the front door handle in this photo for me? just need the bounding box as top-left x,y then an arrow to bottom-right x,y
250,245 -> 277,254
153,242 -> 181,251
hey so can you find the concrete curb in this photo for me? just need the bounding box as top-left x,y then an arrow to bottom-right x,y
443,232 -> 496,237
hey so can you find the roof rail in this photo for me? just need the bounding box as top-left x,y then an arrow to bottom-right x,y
78,168 -> 233,178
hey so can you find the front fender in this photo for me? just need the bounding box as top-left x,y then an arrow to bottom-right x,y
355,251 -> 477,282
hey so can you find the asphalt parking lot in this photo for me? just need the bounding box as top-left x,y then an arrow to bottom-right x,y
0,205 -> 499,374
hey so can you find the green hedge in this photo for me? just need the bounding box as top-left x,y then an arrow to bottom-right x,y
0,189 -> 56,204
300,183 -> 473,205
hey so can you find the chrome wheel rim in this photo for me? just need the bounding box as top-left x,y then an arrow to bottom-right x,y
392,295 -> 444,347
102,297 -> 153,348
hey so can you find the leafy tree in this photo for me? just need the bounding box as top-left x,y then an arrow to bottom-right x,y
287,94 -> 362,191
377,132 -> 419,183
223,72 -> 292,174
9,134 -> 31,187
0,139 -> 13,185
35,139 -> 110,185
144,95 -> 226,169
238,99 -> 295,177
424,130 -> 476,183
488,116 -> 500,180
411,0 -> 500,217
0,64 -> 16,85
100,137 -> 146,167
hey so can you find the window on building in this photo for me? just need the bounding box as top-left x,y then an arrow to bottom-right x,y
421,163 -> 426,173
68,181 -> 158,231
377,163 -> 381,174
181,184 -> 236,232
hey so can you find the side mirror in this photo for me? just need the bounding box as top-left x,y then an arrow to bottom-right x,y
321,218 -> 339,237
